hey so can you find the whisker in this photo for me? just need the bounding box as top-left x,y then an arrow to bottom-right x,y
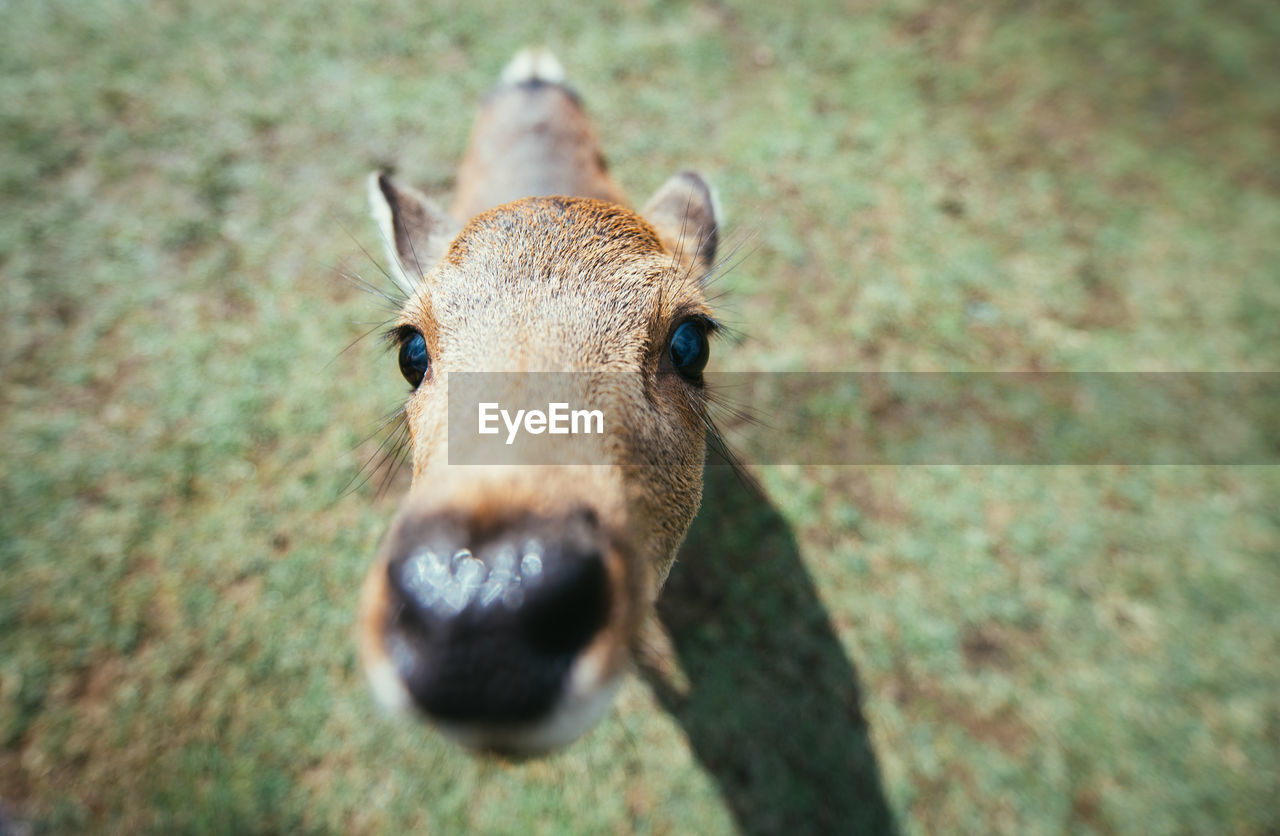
695,400 -> 761,497
701,226 -> 760,290
377,426 -> 414,498
694,215 -> 720,266
706,383 -> 764,429
335,215 -> 402,292
672,186 -> 695,269
337,267 -> 405,313
328,316 -> 399,369
341,407 -> 413,498
391,194 -> 429,294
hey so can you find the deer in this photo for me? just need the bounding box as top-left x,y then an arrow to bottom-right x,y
356,48 -> 723,756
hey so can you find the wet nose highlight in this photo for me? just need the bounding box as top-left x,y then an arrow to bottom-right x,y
397,540 -> 547,617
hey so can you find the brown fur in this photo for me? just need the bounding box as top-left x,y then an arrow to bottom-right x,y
452,83 -> 626,219
360,51 -> 719,753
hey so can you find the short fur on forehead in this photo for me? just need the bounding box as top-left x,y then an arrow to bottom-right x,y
403,196 -> 710,372
447,197 -> 666,268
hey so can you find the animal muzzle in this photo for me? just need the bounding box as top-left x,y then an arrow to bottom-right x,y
360,505 -> 632,755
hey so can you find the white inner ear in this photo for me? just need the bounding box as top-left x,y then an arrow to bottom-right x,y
366,173 -> 420,298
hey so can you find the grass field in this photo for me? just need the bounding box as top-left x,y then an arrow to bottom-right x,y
3,0 -> 1278,832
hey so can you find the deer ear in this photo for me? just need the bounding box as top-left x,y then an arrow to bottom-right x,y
641,171 -> 720,275
368,172 -> 460,292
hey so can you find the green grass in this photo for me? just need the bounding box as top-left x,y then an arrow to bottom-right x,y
2,0 -> 1278,832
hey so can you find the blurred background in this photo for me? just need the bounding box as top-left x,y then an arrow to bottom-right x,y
2,0 -> 1277,832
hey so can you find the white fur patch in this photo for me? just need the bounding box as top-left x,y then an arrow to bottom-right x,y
365,172 -> 419,298
436,672 -> 623,755
501,47 -> 566,86
365,656 -> 412,714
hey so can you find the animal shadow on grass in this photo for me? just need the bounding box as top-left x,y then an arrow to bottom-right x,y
640,463 -> 897,835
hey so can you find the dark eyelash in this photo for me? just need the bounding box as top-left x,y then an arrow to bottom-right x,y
383,323 -> 416,348
671,311 -> 721,336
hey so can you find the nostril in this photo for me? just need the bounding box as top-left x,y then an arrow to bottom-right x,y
522,551 -> 610,655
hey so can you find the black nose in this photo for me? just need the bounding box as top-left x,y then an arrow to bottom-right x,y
383,510 -> 611,724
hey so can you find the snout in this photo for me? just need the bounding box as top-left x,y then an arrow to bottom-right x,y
388,508 -> 609,721
360,507 -> 631,754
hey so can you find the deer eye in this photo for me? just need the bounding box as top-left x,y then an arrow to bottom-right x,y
397,330 -> 430,388
668,319 -> 710,382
